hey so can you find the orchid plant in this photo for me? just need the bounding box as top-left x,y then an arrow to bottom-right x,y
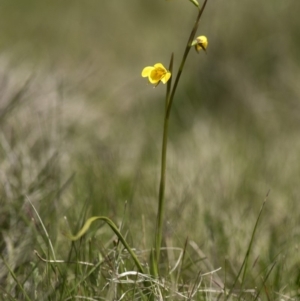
141,1 -> 208,277
65,0 -> 209,282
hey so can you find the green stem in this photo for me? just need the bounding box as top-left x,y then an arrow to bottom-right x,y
153,0 -> 209,275
167,0 -> 208,119
151,54 -> 173,277
154,114 -> 170,269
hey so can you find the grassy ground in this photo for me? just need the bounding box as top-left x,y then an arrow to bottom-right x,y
1,0 -> 300,300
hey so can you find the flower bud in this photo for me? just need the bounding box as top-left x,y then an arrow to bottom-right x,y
192,35 -> 208,53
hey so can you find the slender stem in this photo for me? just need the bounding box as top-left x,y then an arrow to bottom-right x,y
155,114 -> 170,267
152,55 -> 173,278
167,0 -> 208,119
153,0 -> 209,275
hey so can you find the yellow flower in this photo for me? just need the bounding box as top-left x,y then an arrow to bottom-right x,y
141,63 -> 171,85
193,35 -> 208,53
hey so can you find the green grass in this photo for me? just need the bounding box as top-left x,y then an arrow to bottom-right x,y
1,0 -> 300,300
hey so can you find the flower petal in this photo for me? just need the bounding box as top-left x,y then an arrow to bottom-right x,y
148,69 -> 161,84
153,63 -> 166,71
141,66 -> 154,77
161,72 -> 171,84
195,35 -> 208,52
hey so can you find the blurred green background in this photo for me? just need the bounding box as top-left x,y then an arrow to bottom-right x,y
1,0 -> 300,295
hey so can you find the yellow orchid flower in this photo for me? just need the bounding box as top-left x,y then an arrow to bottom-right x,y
141,63 -> 171,85
192,35 -> 208,53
